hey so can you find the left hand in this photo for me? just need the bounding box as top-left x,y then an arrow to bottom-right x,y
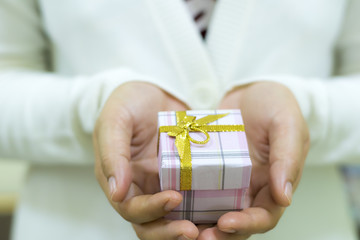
197,81 -> 310,239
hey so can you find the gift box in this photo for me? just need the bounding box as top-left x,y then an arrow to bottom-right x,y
157,110 -> 252,223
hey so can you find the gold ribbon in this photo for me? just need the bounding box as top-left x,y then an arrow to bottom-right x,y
159,111 -> 245,190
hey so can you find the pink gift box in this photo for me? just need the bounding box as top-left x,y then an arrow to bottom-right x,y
158,110 -> 252,223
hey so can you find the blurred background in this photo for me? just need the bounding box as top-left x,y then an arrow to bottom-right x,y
0,160 -> 28,240
0,161 -> 359,240
342,166 -> 360,239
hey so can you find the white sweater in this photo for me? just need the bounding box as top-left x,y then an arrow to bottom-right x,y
0,0 -> 359,239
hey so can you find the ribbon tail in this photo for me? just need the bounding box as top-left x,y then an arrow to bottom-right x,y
175,132 -> 192,191
175,132 -> 185,160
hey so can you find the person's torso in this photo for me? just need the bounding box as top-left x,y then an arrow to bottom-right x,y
39,0 -> 347,83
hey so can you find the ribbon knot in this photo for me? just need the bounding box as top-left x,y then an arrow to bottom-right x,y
159,111 -> 245,190
170,115 -> 211,145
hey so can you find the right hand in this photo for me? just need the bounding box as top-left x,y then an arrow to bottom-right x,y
93,82 -> 199,240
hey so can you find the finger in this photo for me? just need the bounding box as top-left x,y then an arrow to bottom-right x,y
198,227 -> 250,240
268,112 -> 307,206
96,169 -> 183,225
217,186 -> 284,236
197,224 -> 215,235
96,104 -> 133,203
118,190 -> 183,224
133,219 -> 198,240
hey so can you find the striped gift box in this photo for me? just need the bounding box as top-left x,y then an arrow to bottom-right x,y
158,110 -> 252,223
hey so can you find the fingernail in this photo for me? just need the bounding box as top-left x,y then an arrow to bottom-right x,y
221,228 -> 237,233
177,235 -> 193,240
284,181 -> 293,205
108,176 -> 117,201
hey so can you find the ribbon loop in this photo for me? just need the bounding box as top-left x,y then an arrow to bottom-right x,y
188,126 -> 210,144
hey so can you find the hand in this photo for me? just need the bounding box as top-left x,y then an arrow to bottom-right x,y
93,82 -> 199,240
197,82 -> 310,239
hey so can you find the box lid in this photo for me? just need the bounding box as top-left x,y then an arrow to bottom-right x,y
158,110 -> 252,191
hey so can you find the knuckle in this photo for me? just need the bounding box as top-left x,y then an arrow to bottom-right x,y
94,111 -> 109,139
119,210 -> 133,223
94,157 -> 106,185
271,112 -> 285,128
132,224 -> 146,240
264,222 -> 276,233
118,203 -> 142,224
100,153 -> 113,178
271,151 -> 287,163
259,217 -> 279,234
264,209 -> 283,233
268,217 -> 280,231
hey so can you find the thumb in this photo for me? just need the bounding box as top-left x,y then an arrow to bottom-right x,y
96,106 -> 133,203
268,115 -> 307,207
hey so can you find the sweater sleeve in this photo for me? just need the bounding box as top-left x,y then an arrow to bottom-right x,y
225,0 -> 360,166
0,1 -> 170,164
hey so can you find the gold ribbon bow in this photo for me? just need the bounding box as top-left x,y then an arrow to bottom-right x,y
159,111 -> 245,190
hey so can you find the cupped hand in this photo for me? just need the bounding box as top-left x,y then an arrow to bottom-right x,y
93,82 -> 199,240
197,81 -> 310,240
